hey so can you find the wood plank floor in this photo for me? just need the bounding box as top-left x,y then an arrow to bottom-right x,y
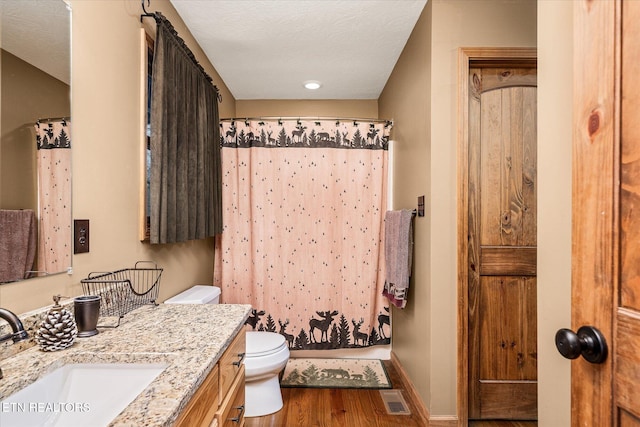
245,360 -> 427,427
244,360 -> 540,427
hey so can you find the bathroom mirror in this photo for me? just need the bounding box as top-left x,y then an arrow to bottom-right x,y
0,0 -> 72,283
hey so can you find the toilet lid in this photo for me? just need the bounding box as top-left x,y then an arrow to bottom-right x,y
164,285 -> 220,304
246,332 -> 287,357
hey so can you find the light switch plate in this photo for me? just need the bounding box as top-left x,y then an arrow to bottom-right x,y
74,219 -> 90,254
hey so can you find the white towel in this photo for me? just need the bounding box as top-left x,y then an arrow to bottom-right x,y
382,209 -> 413,308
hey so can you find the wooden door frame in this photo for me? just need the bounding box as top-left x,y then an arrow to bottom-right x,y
456,47 -> 537,426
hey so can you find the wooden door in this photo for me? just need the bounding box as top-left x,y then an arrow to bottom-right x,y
570,1 -> 640,425
468,66 -> 538,420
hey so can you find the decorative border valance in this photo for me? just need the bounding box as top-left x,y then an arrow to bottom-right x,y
220,119 -> 391,150
35,121 -> 71,150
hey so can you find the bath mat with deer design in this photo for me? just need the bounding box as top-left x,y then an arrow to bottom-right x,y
280,358 -> 392,389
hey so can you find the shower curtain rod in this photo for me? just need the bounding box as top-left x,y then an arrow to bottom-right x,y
36,117 -> 69,124
220,116 -> 393,127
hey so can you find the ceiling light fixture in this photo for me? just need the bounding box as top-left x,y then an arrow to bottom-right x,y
304,80 -> 322,90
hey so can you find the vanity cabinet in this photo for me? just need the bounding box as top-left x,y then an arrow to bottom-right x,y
175,328 -> 246,427
216,328 -> 246,426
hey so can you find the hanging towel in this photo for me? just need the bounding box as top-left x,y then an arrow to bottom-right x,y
382,209 -> 414,308
0,209 -> 37,283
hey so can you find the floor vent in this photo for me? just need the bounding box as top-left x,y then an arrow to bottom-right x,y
379,389 -> 412,415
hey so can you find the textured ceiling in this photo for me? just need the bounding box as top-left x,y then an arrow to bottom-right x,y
1,0 -> 70,85
170,0 -> 427,100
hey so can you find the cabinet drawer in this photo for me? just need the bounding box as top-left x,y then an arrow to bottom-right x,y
175,364 -> 219,427
218,328 -> 246,404
217,366 -> 245,427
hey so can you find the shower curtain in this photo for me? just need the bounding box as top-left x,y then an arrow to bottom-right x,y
215,118 -> 391,350
35,120 -> 71,275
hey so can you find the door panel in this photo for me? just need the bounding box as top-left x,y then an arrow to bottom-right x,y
478,276 -> 537,380
479,247 -> 536,276
571,0 -> 615,425
618,1 -> 640,422
479,87 -> 536,247
571,0 -> 640,425
615,313 -> 640,418
620,410 -> 640,427
468,67 -> 537,420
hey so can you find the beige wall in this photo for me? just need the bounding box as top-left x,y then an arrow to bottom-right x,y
537,0 -> 572,425
0,0 -> 235,314
235,99 -> 378,119
380,0 -> 537,418
378,0 -> 433,411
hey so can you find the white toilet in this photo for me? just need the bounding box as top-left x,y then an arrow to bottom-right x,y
164,285 -> 290,418
243,331 -> 289,417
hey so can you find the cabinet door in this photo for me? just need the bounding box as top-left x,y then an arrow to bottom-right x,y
217,367 -> 246,427
175,364 -> 220,427
218,328 -> 246,404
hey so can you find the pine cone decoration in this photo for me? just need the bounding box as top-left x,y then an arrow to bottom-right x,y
36,295 -> 77,352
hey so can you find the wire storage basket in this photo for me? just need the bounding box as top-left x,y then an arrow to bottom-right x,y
80,261 -> 162,327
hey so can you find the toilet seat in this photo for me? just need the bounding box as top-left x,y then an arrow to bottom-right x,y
246,332 -> 287,357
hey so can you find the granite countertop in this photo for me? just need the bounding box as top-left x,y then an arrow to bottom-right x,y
0,303 -> 252,426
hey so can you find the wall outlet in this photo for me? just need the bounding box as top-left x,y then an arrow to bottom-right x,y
74,219 -> 90,254
417,195 -> 425,217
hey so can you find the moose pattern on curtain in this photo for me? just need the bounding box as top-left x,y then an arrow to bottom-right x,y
215,119 -> 391,350
34,120 -> 71,275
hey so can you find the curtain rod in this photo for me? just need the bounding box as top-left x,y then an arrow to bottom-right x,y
140,1 -> 222,103
36,117 -> 69,125
220,117 -> 393,127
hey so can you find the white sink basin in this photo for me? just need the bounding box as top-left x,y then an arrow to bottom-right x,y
0,363 -> 169,427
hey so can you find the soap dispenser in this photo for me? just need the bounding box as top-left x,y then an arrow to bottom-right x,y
35,295 -> 77,351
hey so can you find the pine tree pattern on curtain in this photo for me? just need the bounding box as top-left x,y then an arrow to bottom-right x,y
215,119 -> 392,350
35,120 -> 71,275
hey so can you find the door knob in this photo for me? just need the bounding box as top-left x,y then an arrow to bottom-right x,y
555,325 -> 607,364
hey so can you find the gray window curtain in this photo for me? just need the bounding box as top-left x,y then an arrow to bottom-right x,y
149,14 -> 222,244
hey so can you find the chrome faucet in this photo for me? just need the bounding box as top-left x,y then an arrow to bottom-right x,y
0,308 -> 29,379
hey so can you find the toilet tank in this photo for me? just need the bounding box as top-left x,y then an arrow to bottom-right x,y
164,285 -> 221,304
